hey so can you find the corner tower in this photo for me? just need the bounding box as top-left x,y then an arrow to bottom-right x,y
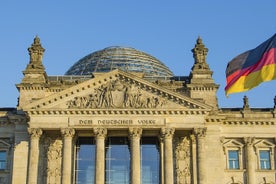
186,37 -> 219,109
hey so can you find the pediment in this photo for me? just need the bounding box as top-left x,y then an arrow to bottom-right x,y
222,139 -> 243,148
254,140 -> 275,148
0,139 -> 11,148
23,70 -> 212,113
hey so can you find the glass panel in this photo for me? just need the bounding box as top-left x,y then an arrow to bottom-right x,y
259,150 -> 271,169
141,137 -> 160,184
0,151 -> 6,170
105,137 -> 130,184
228,150 -> 239,169
75,138 -> 96,184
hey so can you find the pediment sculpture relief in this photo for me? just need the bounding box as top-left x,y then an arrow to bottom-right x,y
67,80 -> 167,109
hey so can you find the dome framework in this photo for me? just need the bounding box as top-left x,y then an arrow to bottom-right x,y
65,46 -> 174,77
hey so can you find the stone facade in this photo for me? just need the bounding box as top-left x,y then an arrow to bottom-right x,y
0,36 -> 275,184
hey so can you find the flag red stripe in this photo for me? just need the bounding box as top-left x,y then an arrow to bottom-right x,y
225,48 -> 276,90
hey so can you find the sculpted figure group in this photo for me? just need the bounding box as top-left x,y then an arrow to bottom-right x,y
67,80 -> 167,109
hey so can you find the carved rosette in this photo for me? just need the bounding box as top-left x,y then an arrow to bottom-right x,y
193,128 -> 207,138
28,128 -> 43,139
60,128 -> 75,138
174,137 -> 191,184
129,128 -> 142,138
161,128 -> 175,139
93,128 -> 107,139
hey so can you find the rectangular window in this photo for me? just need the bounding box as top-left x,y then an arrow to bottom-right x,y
0,151 -> 7,170
141,137 -> 160,184
259,150 -> 271,170
228,150 -> 239,169
75,138 -> 96,184
105,137 -> 130,184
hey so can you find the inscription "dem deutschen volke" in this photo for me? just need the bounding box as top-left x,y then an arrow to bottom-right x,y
76,119 -> 164,126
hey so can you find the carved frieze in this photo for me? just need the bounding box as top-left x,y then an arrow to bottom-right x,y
67,80 -> 167,109
174,136 -> 191,184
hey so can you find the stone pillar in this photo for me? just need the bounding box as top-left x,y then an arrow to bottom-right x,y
244,137 -> 255,184
190,134 -> 197,184
61,128 -> 75,184
161,128 -> 175,184
129,128 -> 142,184
94,128 -> 107,184
27,128 -> 43,184
159,136 -> 164,184
193,128 -> 207,184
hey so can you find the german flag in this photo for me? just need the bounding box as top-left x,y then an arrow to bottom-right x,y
225,34 -> 276,96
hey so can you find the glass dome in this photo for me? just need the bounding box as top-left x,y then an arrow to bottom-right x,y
65,46 -> 174,77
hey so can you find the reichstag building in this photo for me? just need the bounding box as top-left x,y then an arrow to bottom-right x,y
0,36 -> 275,184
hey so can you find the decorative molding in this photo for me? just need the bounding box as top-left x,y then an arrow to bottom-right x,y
244,137 -> 255,146
28,128 -> 43,139
193,127 -> 207,138
28,109 -> 209,116
43,136 -> 62,184
93,128 -> 107,138
60,128 -> 75,138
161,128 -> 175,139
129,128 -> 142,138
223,120 -> 275,126
189,134 -> 196,144
174,136 -> 191,184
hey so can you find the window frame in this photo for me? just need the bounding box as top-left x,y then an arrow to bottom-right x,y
0,150 -> 7,171
222,139 -> 244,171
258,150 -> 271,170
253,139 -> 275,171
227,149 -> 240,170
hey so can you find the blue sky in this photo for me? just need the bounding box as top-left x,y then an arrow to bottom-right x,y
0,1 -> 275,108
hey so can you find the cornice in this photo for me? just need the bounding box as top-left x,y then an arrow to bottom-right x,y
27,108 -> 209,116
222,120 -> 275,126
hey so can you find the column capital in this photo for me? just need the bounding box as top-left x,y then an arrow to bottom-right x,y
190,134 -> 196,144
129,128 -> 142,138
28,128 -> 43,139
93,128 -> 107,138
193,127 -> 207,138
161,128 -> 175,139
61,128 -> 75,138
244,137 -> 255,146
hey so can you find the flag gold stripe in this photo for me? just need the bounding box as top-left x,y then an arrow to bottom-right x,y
226,64 -> 276,95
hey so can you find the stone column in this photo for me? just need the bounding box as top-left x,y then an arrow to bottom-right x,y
61,128 -> 75,184
244,137 -> 255,184
193,128 -> 207,184
161,128 -> 175,184
94,128 -> 107,184
190,134 -> 197,184
27,128 -> 43,184
129,128 -> 142,184
159,136 -> 164,184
